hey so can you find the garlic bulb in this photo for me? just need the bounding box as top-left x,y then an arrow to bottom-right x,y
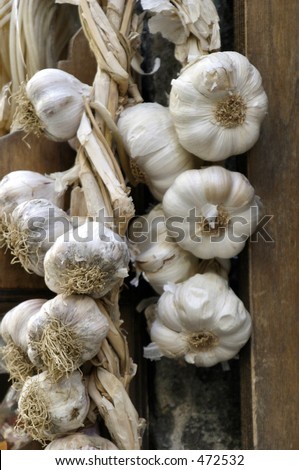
44,220 -> 130,298
162,166 -> 262,259
0,170 -> 67,244
3,198 -> 71,276
169,51 -> 268,160
13,69 -> 91,141
141,0 -> 220,65
45,432 -> 118,450
144,272 -> 252,367
129,204 -> 199,294
27,294 -> 110,381
16,370 -> 90,444
117,103 -> 195,201
0,299 -> 46,386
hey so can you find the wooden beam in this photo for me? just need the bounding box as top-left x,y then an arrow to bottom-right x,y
235,0 -> 299,449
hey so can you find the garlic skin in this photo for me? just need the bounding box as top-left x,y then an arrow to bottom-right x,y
16,370 -> 90,444
13,69 -> 91,141
44,220 -> 130,298
145,272 -> 252,367
117,103 -> 195,201
163,166 -> 262,259
129,204 -> 199,294
0,170 -> 65,227
169,51 -> 268,161
0,299 -> 47,386
4,198 -> 71,276
45,432 -> 118,450
27,294 -> 110,381
141,0 -> 220,65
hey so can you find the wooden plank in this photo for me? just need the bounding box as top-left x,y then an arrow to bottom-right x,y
235,0 -> 299,449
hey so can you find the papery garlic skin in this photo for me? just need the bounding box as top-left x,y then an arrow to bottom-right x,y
27,294 -> 109,380
44,220 -> 130,298
163,166 -> 262,259
0,170 -> 65,226
1,299 -> 46,351
14,69 -> 91,141
145,272 -> 252,367
45,432 -> 118,450
4,198 -> 71,276
169,51 -> 268,161
0,299 -> 47,386
17,370 -> 90,444
117,103 -> 195,201
129,204 -> 199,294
141,0 -> 220,65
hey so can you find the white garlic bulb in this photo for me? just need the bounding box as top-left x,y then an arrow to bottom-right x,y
144,272 -> 252,367
3,198 -> 71,276
44,220 -> 130,298
0,170 -> 65,231
16,370 -> 90,444
129,204 -> 199,294
45,432 -> 118,450
13,69 -> 91,141
0,299 -> 46,386
27,294 -> 110,381
169,51 -> 268,160
163,166 -> 262,259
117,103 -> 195,201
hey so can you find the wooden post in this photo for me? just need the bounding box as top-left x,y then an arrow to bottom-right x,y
235,0 -> 299,449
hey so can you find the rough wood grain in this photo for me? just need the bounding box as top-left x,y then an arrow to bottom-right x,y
235,0 -> 299,449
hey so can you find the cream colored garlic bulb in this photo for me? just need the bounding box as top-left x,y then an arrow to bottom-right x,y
0,170 -> 65,230
44,220 -> 130,298
163,166 -> 262,259
3,198 -> 71,276
117,103 -> 195,201
27,294 -> 109,381
169,51 -> 268,161
13,69 -> 91,141
45,432 -> 118,450
144,272 -> 252,367
0,299 -> 46,386
129,204 -> 199,294
16,370 -> 90,444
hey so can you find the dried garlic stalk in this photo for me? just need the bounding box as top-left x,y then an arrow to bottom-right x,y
88,368 -> 145,450
141,0 -> 220,65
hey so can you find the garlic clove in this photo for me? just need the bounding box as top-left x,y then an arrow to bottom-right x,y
43,220 -> 130,298
16,370 -> 90,444
3,198 -> 71,276
27,294 -> 110,381
13,69 -> 91,141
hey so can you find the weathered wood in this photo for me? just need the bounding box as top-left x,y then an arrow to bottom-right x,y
235,0 -> 299,449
